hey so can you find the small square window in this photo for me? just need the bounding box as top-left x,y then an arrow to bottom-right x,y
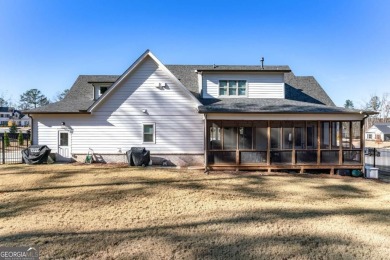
143,124 -> 155,143
100,87 -> 108,95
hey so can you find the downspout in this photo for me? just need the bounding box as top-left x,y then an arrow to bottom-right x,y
28,114 -> 33,145
360,111 -> 370,173
204,113 -> 208,173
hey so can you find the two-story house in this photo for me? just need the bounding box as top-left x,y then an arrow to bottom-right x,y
0,107 -> 13,126
25,50 -> 374,173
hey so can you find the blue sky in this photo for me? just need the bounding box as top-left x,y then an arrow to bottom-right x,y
0,0 -> 389,107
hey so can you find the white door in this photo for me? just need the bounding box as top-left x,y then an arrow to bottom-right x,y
58,131 -> 71,161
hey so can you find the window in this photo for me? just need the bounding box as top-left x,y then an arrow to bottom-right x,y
59,132 -> 69,146
143,124 -> 155,143
367,133 -> 373,140
219,80 -> 247,96
100,87 -> 108,95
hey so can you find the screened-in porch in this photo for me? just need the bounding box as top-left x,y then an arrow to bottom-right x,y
207,120 -> 363,172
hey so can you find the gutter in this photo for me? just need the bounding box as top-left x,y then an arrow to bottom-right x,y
27,114 -> 33,145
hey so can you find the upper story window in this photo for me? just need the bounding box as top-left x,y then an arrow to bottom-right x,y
219,80 -> 247,97
94,84 -> 111,100
99,87 -> 108,96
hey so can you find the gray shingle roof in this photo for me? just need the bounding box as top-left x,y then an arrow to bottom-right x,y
0,107 -> 11,113
284,72 -> 335,106
198,98 -> 360,114
373,123 -> 390,134
24,64 -> 358,115
25,75 -> 119,113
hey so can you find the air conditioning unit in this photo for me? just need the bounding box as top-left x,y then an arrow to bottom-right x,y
365,166 -> 378,179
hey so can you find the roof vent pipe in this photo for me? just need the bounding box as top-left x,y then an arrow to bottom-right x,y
261,57 -> 264,69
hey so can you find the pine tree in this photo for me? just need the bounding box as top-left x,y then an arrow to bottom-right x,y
4,132 -> 10,148
9,122 -> 17,134
18,131 -> 24,146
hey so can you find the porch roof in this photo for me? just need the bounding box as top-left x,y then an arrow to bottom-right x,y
198,98 -> 372,114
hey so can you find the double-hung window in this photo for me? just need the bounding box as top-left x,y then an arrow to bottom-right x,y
219,80 -> 247,97
143,123 -> 155,143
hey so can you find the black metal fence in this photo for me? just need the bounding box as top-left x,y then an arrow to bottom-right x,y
365,147 -> 390,180
0,133 -> 30,164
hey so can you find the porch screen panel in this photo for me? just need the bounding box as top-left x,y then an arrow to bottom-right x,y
209,123 -> 222,150
352,121 -> 361,148
342,122 -> 351,148
255,127 -> 268,150
241,152 -> 267,164
223,127 -> 237,150
306,121 -> 318,149
294,122 -> 305,149
208,151 -> 236,164
271,122 -> 281,149
239,127 -> 253,149
282,126 -> 293,149
321,122 -> 330,149
321,150 -> 339,164
296,150 -> 317,163
331,122 -> 340,149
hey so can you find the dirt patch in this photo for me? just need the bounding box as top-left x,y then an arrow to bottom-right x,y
1,164 -> 389,259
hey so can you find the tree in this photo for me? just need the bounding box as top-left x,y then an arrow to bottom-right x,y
4,132 -> 10,148
55,89 -> 70,101
19,89 -> 50,110
344,99 -> 354,109
0,91 -> 11,107
18,131 -> 24,145
0,97 -> 8,107
366,95 -> 381,112
9,122 -> 17,134
363,93 -> 390,130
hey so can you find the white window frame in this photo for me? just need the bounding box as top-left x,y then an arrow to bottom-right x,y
218,80 -> 247,97
93,83 -> 112,100
142,123 -> 156,144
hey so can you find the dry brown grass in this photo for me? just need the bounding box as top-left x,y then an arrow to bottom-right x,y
1,164 -> 390,259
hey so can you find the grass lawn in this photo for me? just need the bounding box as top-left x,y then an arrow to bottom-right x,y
1,164 -> 390,259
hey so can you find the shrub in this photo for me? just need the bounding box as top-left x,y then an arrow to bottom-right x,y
4,132 -> 10,148
9,122 -> 17,134
18,131 -> 24,146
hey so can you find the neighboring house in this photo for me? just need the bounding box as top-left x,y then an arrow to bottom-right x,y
0,107 -> 13,126
12,111 -> 30,127
0,108 -> 31,127
366,123 -> 390,142
25,50 -> 374,172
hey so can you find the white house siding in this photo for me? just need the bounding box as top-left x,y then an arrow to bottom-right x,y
202,72 -> 284,99
33,57 -> 204,157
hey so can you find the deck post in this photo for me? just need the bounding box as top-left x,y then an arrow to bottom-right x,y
267,120 -> 271,166
317,121 -> 321,165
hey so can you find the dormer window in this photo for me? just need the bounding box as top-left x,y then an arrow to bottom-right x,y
93,84 -> 112,100
100,87 -> 108,95
219,80 -> 247,97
